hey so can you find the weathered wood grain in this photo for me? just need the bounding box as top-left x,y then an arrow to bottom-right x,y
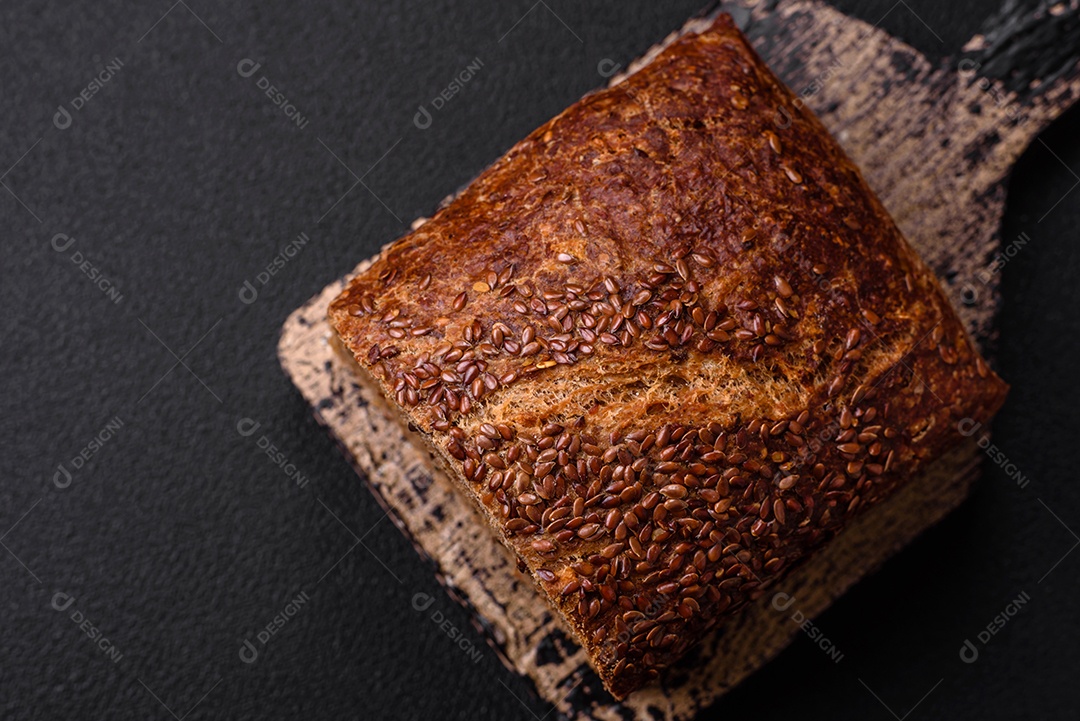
279,1 -> 1080,718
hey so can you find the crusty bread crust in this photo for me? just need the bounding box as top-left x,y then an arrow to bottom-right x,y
328,14 -> 1008,698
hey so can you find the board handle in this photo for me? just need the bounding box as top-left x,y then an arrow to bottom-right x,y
956,0 -> 1080,146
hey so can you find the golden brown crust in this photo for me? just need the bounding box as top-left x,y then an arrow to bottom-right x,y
327,14 -> 1008,699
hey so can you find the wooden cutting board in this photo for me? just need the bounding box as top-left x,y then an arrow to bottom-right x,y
279,1 -> 1080,718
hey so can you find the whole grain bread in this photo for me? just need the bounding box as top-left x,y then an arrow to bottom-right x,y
327,14 -> 1008,699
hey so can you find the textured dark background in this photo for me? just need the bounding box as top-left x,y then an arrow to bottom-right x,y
1,0 -> 1077,719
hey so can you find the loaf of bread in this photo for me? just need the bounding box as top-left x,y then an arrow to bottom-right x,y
328,14 -> 1008,699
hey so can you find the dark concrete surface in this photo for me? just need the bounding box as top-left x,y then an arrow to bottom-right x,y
1,1 -> 1076,718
